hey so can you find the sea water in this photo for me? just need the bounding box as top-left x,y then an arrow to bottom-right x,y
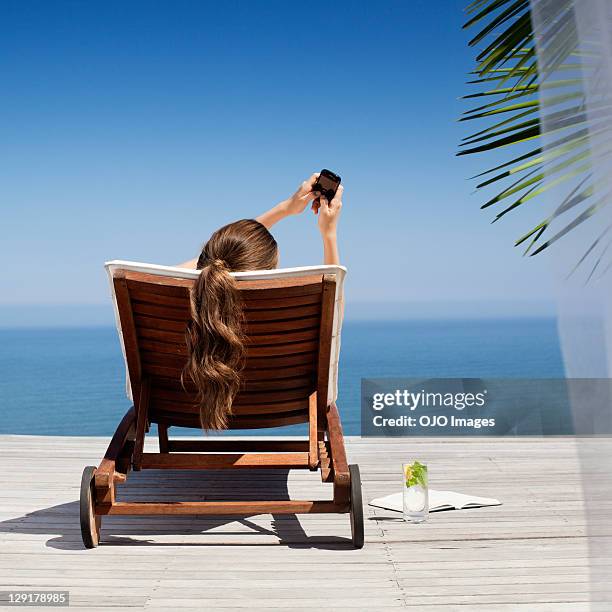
0,319 -> 564,436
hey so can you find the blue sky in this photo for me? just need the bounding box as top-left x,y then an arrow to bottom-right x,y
1,0 -> 556,325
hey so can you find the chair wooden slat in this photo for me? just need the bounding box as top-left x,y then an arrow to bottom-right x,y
138,327 -> 186,344
151,385 -> 313,407
244,316 -> 320,334
133,302 -> 321,325
132,302 -> 190,321
144,374 -> 315,398
135,315 -> 188,333
139,339 -> 318,359
142,360 -> 317,382
140,339 -> 186,356
125,270 -> 323,295
246,340 -> 319,357
151,396 -> 309,417
129,279 -> 321,311
141,351 -> 317,371
244,328 -> 319,346
243,293 -> 322,310
243,304 -> 321,322
140,326 -> 319,347
234,280 -> 323,300
132,293 -> 189,308
151,408 -> 309,429
241,375 -> 314,391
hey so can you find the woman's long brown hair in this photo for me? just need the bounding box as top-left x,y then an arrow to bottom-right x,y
183,219 -> 278,431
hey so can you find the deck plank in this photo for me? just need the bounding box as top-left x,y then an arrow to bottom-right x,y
0,435 -> 611,610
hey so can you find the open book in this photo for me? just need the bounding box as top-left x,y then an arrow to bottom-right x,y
369,489 -> 501,513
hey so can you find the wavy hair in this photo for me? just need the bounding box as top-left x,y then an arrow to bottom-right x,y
183,219 -> 278,430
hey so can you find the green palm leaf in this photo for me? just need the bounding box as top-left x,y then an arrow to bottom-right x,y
459,0 -> 609,279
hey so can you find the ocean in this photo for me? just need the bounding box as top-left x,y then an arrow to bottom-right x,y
0,319 -> 564,436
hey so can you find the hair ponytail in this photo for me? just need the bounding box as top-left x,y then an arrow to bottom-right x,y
182,220 -> 278,431
184,259 -> 245,430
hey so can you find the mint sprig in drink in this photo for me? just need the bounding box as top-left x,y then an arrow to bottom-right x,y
402,461 -> 429,523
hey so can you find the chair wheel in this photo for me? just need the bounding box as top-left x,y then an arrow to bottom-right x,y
349,464 -> 364,549
80,466 -> 101,548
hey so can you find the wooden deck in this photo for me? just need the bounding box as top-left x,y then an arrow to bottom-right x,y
1,435 -> 611,610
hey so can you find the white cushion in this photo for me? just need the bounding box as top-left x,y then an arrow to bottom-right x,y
105,260 -> 346,408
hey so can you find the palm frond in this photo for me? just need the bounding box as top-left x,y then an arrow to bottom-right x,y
459,0 -> 611,280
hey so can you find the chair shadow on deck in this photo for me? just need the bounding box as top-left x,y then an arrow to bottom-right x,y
0,468 -> 354,551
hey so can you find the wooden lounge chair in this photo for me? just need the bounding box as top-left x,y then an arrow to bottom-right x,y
79,261 -> 364,548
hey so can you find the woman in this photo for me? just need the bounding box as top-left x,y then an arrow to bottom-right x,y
178,173 -> 343,430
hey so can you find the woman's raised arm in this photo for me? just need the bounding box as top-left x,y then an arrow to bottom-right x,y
256,173 -> 320,229
176,257 -> 198,269
315,184 -> 343,265
177,172 -> 334,269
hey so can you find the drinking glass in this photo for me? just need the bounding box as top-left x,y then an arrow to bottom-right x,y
402,461 -> 428,523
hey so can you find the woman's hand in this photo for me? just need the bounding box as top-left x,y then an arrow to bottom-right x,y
316,184 -> 343,238
283,173 -> 320,216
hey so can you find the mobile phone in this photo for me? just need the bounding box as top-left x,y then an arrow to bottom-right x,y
313,169 -> 341,201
